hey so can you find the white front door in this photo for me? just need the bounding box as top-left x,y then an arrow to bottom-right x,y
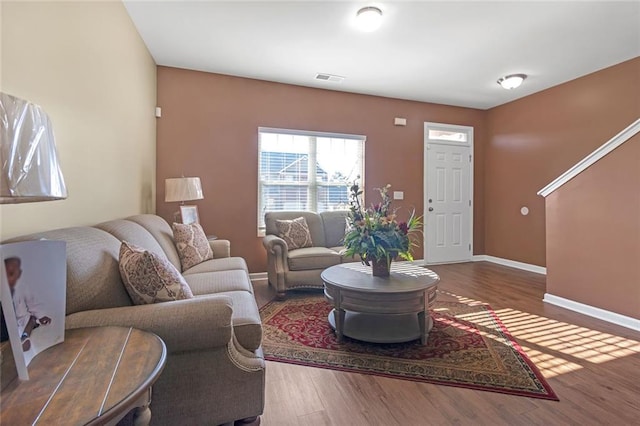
424,123 -> 473,264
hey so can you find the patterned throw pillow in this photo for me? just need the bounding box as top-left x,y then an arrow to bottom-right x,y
118,241 -> 193,305
275,216 -> 313,250
172,222 -> 214,270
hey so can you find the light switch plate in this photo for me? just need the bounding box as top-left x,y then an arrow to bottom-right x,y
393,191 -> 404,200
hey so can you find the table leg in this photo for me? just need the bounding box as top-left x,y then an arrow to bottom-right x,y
334,308 -> 345,342
418,311 -> 427,345
133,388 -> 152,426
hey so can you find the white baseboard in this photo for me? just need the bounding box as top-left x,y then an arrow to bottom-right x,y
472,255 -> 546,275
544,293 -> 640,331
249,272 -> 267,281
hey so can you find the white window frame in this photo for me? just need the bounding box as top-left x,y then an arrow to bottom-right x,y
257,127 -> 366,236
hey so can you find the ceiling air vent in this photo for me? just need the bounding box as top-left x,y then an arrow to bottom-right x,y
315,73 -> 344,83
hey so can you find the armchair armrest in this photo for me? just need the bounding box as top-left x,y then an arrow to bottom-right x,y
262,234 -> 289,298
65,295 -> 234,353
262,234 -> 288,257
210,239 -> 231,258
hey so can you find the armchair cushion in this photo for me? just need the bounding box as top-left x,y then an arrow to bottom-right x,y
320,211 -> 349,248
288,247 -> 341,271
275,216 -> 313,250
119,241 -> 194,305
172,222 -> 214,270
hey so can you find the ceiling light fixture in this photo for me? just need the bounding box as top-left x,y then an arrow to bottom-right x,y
355,6 -> 383,32
497,74 -> 527,90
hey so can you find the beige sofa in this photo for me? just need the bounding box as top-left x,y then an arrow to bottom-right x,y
9,214 -> 264,426
262,211 -> 359,299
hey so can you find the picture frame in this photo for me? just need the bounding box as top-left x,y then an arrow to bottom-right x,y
180,205 -> 200,225
1,240 -> 67,380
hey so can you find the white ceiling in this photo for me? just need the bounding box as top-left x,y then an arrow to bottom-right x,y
124,1 -> 640,110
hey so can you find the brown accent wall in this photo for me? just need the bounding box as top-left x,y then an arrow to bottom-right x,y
485,58 -> 640,266
545,134 -> 640,319
156,67 -> 487,272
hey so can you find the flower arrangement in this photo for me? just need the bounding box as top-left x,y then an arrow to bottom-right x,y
342,180 -> 422,275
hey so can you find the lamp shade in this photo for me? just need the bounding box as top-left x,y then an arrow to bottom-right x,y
165,177 -> 203,202
0,93 -> 67,203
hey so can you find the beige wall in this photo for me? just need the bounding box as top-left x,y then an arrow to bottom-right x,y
485,58 -> 640,266
0,1 -> 3,92
545,134 -> 640,319
0,1 -> 156,240
156,67 -> 487,273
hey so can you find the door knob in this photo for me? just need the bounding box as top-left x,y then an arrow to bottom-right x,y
428,207 -> 434,212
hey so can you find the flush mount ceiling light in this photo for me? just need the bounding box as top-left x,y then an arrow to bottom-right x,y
497,74 -> 527,90
356,6 -> 383,32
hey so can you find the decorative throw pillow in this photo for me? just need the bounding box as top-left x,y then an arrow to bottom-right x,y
275,216 -> 313,250
118,241 -> 193,305
172,222 -> 214,270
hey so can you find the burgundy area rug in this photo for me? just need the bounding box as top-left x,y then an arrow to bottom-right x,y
259,294 -> 558,400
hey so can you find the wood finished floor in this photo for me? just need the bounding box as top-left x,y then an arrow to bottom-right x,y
252,261 -> 640,426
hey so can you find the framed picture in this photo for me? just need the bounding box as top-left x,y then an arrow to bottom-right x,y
1,240 -> 67,380
180,205 -> 200,225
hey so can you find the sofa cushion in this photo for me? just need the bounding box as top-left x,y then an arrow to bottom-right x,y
320,211 -> 349,248
265,211 -> 326,247
184,270 -> 253,295
96,219 -> 167,258
172,222 -> 214,270
275,216 -> 313,250
7,227 -> 132,315
200,290 -> 262,351
287,247 -> 341,271
126,215 -> 182,271
183,257 -> 249,275
119,242 -> 193,305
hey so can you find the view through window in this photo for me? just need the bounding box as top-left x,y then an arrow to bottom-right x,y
258,128 -> 365,234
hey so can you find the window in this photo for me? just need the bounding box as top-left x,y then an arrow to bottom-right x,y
427,129 -> 468,143
258,128 -> 365,234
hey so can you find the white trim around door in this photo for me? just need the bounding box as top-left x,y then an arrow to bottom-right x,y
423,122 -> 474,264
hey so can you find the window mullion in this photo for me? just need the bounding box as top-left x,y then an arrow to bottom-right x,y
308,136 -> 318,211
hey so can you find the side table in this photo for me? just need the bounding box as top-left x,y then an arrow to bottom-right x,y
0,326 -> 166,425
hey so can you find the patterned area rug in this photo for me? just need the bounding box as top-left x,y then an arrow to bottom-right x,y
260,294 -> 558,400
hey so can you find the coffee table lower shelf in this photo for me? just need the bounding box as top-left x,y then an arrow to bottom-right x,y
327,310 -> 434,344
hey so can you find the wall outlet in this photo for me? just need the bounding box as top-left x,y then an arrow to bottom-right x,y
393,191 -> 404,200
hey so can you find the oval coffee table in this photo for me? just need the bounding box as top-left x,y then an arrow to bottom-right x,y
322,262 -> 440,345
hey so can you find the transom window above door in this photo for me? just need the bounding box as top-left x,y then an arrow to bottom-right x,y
257,128 -> 365,235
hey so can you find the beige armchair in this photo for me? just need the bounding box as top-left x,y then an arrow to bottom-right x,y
262,210 -> 359,299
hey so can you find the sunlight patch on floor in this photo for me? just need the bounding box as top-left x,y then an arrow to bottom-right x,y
436,289 -> 640,378
517,346 -> 584,378
494,308 -> 640,363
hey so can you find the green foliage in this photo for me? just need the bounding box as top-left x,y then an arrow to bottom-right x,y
343,180 -> 423,267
